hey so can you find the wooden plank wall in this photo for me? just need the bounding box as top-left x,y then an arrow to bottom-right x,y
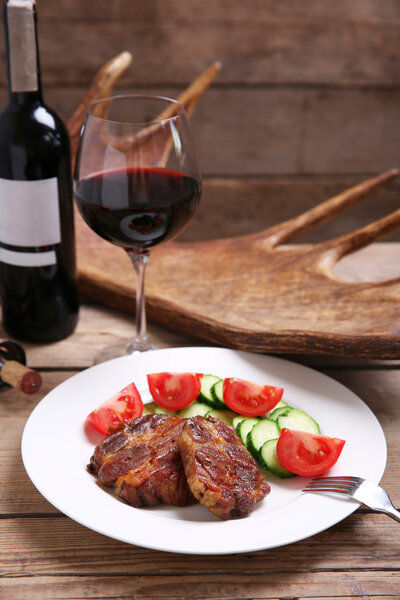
0,0 -> 399,243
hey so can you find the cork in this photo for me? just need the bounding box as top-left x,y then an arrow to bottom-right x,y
1,360 -> 42,394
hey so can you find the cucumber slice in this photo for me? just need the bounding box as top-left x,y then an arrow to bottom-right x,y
205,408 -> 236,425
210,379 -> 225,408
154,405 -> 176,416
262,399 -> 289,418
232,415 -> 248,431
260,438 -> 295,478
237,417 -> 260,447
247,419 -> 280,462
277,408 -> 320,434
198,374 -> 223,407
142,402 -> 157,416
269,405 -> 292,422
178,402 -> 210,418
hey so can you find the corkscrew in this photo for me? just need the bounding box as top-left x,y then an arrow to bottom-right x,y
0,339 -> 41,394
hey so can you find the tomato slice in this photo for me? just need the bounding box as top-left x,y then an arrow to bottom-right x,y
222,377 -> 284,417
276,429 -> 346,476
86,382 -> 143,435
147,372 -> 202,411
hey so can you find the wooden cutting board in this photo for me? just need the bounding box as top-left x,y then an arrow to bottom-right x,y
75,169 -> 400,359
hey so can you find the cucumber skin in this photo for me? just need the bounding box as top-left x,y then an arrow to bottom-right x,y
247,419 -> 280,464
269,405 -> 292,422
237,418 -> 259,446
262,399 -> 288,419
232,415 -> 249,430
264,462 -> 295,479
277,408 -> 320,434
210,379 -> 226,408
260,438 -> 295,478
247,434 -> 264,464
198,375 -> 224,408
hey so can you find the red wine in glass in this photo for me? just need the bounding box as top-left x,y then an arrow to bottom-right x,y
75,167 -> 201,254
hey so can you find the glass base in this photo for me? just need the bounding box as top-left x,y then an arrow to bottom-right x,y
126,336 -> 154,354
94,337 -> 155,364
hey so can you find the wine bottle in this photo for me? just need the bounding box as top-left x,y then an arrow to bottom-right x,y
0,0 -> 79,342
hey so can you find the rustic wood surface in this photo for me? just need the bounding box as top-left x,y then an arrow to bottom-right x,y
2,250 -> 400,599
1,85 -> 394,178
3,1 -> 399,88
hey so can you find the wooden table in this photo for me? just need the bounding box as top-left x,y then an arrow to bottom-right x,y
2,245 -> 400,600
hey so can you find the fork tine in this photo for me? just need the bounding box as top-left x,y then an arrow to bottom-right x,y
311,475 -> 356,480
309,476 -> 357,484
303,482 -> 352,491
304,481 -> 351,488
302,486 -> 349,494
302,475 -> 361,494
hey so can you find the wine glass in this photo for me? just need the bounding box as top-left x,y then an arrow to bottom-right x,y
73,95 -> 202,358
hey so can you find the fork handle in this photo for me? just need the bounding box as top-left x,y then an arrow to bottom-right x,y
379,505 -> 400,522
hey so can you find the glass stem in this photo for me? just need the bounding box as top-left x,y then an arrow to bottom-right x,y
126,252 -> 152,353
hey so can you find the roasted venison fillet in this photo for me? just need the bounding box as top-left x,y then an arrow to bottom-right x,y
88,414 -> 196,508
177,416 -> 270,520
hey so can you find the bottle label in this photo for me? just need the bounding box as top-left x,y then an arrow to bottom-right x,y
7,1 -> 38,93
0,177 -> 61,267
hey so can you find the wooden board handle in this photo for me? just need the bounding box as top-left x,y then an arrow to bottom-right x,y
1,360 -> 42,394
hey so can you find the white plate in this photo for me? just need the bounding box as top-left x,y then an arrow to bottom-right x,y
21,347 -> 386,555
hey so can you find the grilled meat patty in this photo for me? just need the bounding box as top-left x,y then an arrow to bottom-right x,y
177,416 -> 270,519
88,413 -> 196,508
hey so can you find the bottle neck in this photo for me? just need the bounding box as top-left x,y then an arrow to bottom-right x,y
3,0 -> 43,107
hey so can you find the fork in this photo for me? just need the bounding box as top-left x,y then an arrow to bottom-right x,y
302,476 -> 400,522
